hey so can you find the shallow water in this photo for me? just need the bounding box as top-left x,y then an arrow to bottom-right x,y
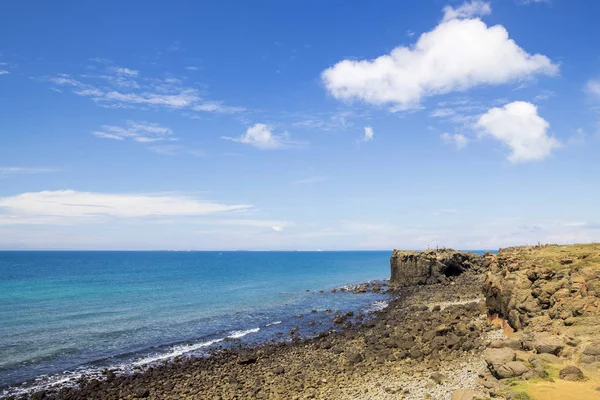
0,251 -> 391,395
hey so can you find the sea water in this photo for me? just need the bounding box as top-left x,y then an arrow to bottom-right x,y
0,251 -> 392,395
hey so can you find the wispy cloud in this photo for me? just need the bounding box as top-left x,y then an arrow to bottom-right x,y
585,79 -> 600,98
363,126 -> 374,142
47,64 -> 244,113
0,70 -> 9,75
91,121 -> 176,143
0,167 -> 60,175
192,101 -> 245,114
293,177 -> 328,184
147,144 -> 205,157
441,132 -> 469,149
0,190 -> 252,225
185,66 -> 199,71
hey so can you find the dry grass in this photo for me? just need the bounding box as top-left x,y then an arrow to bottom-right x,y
500,243 -> 600,271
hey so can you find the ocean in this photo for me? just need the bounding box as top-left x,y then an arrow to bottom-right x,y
0,251 -> 392,396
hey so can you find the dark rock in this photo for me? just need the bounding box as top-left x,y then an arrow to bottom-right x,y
430,372 -> 447,384
346,351 -> 364,364
534,337 -> 564,355
390,249 -> 484,288
583,342 -> 600,356
237,352 -> 258,365
559,365 -> 584,381
133,387 -> 150,398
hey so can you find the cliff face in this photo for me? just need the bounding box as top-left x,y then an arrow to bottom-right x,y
483,244 -> 600,331
389,248 -> 486,288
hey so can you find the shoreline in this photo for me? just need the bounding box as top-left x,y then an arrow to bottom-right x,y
1,281 -> 390,399
4,273 -> 493,400
6,244 -> 600,399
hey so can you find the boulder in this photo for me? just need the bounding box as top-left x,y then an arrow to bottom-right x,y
583,342 -> 600,356
559,365 -> 584,381
495,361 -> 530,379
534,337 -> 564,355
484,348 -> 518,379
484,348 -> 516,367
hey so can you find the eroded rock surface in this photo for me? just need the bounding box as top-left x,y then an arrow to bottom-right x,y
390,249 -> 486,288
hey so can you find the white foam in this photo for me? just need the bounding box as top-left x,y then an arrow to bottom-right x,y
265,321 -> 282,326
132,338 -> 224,366
227,327 -> 260,339
366,300 -> 389,312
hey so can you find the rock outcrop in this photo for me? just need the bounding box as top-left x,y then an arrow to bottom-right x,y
483,244 -> 600,331
390,248 -> 486,288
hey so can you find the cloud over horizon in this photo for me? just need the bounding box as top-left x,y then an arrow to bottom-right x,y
0,190 -> 253,225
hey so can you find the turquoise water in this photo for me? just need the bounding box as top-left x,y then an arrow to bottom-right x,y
0,251 -> 391,395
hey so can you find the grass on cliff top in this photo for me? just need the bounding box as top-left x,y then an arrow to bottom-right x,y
506,363 -> 600,400
501,243 -> 600,270
506,362 -> 600,400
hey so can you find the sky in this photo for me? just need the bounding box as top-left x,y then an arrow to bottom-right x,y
1,0 -> 600,250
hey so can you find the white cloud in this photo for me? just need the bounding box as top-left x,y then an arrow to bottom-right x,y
0,190 -> 252,225
321,2 -> 558,110
442,0 -> 491,22
272,226 -> 284,232
112,67 -> 139,77
48,67 -> 243,112
431,108 -> 457,118
221,123 -> 290,149
192,101 -> 245,114
0,70 -> 9,75
475,101 -> 560,163
441,132 -> 469,149
363,126 -> 374,141
585,79 -> 600,97
0,167 -> 59,175
92,121 -> 175,143
517,0 -> 550,4
185,66 -> 199,71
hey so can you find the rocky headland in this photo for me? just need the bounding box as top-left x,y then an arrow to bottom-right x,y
6,244 -> 600,400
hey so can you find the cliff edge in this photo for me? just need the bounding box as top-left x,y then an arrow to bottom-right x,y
389,248 -> 487,288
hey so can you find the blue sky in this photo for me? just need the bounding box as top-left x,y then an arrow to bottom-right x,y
1,0 -> 599,250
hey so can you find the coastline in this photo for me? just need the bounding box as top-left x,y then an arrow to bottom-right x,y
5,273 -> 494,400
5,244 -> 600,400
0,281 -> 391,400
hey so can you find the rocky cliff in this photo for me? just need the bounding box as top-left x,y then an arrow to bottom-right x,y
483,243 -> 600,331
389,248 -> 487,288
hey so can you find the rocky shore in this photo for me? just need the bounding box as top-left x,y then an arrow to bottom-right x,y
5,244 -> 600,400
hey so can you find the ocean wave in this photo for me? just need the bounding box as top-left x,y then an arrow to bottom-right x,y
265,321 -> 282,326
226,327 -> 260,339
132,338 -> 225,366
